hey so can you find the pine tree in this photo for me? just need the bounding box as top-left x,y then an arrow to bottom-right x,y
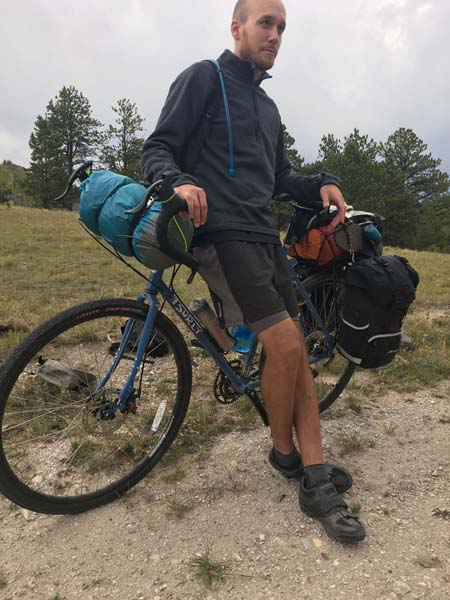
47,86 -> 101,174
282,124 -> 304,174
381,128 -> 449,202
99,98 -> 145,180
319,129 -> 384,213
271,125 -> 306,230
25,115 -> 66,208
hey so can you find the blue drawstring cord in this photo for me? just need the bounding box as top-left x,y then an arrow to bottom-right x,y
209,59 -> 235,177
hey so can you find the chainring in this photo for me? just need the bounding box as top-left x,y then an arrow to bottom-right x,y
213,360 -> 242,405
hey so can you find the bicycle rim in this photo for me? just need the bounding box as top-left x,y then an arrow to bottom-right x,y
0,299 -> 191,514
299,271 -> 356,412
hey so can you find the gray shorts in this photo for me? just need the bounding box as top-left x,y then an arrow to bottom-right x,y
193,241 -> 299,335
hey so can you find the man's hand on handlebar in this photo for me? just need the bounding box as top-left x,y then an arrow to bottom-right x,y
173,184 -> 208,228
320,184 -> 346,228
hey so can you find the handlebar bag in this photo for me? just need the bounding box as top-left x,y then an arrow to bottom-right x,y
337,255 -> 419,368
78,169 -> 193,265
79,171 -> 136,236
132,202 -> 193,270
98,182 -> 148,256
79,170 -> 146,256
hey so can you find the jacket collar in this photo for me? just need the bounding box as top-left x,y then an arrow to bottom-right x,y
218,49 -> 272,86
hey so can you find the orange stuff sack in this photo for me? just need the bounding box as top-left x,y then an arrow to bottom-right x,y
288,224 -> 344,266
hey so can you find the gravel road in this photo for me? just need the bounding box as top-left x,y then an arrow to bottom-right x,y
1,381 -> 449,600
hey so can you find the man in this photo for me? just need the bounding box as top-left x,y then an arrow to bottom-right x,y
142,0 -> 365,543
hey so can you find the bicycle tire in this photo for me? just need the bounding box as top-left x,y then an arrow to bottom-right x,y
298,271 -> 356,412
0,298 -> 192,514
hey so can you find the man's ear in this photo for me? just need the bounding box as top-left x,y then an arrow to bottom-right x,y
231,19 -> 241,41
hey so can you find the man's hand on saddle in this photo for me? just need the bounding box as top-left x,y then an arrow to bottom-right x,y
320,184 -> 346,228
174,184 -> 208,228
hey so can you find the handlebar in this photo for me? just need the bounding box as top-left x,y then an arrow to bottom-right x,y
127,176 -> 200,272
54,161 -> 93,203
154,176 -> 199,272
274,193 -> 326,213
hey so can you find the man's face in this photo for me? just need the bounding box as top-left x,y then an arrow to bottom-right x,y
233,0 -> 286,73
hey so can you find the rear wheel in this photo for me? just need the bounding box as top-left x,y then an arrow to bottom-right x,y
298,271 -> 355,412
0,298 -> 192,514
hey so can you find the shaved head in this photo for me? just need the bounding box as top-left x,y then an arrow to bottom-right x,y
233,0 -> 249,23
233,0 -> 286,24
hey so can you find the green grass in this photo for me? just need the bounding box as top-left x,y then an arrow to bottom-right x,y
0,571 -> 7,590
166,497 -> 194,519
349,502 -> 362,514
338,433 -> 375,456
1,206 -> 449,469
345,394 -> 363,414
0,206 -> 209,360
387,247 -> 450,307
191,546 -> 230,589
368,315 -> 450,392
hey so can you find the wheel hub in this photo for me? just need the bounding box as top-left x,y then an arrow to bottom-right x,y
82,388 -> 126,436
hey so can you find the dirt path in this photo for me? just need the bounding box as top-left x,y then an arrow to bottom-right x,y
1,380 -> 450,600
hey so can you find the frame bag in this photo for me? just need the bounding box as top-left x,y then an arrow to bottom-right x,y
337,255 -> 419,369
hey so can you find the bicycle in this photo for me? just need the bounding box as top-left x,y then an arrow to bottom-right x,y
0,175 -> 381,515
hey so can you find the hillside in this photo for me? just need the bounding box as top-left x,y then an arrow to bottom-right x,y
0,161 -> 29,205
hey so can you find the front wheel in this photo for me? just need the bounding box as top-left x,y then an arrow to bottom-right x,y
0,298 -> 192,514
298,270 -> 356,412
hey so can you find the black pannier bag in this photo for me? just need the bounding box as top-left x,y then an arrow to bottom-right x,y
337,255 -> 419,369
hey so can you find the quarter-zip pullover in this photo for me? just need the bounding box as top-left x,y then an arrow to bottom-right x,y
141,49 -> 338,245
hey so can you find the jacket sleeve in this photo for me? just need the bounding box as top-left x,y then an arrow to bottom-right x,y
273,126 -> 340,203
141,61 -> 217,187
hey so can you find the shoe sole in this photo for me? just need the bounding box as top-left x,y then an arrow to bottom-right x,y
300,505 -> 366,544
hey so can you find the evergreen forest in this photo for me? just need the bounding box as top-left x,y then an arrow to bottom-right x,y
1,85 -> 449,252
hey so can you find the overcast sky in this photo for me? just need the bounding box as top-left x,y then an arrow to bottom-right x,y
1,0 -> 449,174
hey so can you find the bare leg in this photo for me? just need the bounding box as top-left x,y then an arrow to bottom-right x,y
292,327 -> 324,466
258,318 -> 322,462
260,319 -> 365,542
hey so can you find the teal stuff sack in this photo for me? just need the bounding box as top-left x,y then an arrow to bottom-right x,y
79,170 -> 136,235
78,168 -> 194,268
98,182 -> 147,256
132,202 -> 193,271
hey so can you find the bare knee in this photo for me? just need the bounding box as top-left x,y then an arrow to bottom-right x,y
259,319 -> 305,370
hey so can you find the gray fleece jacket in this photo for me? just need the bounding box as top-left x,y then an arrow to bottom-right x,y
141,49 -> 338,244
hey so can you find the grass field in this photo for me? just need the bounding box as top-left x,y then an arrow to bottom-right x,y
1,204 -> 449,401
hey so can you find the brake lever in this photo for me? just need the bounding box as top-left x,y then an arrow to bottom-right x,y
125,179 -> 164,215
54,160 -> 93,203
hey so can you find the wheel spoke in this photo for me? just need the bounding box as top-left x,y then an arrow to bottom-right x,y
0,301 -> 191,513
295,272 -> 355,412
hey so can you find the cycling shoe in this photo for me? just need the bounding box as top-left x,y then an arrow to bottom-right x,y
269,449 -> 353,493
299,478 -> 366,544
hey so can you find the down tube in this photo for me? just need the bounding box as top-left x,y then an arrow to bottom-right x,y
160,282 -> 252,395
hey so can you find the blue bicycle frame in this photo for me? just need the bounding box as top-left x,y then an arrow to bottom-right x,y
95,251 -> 336,417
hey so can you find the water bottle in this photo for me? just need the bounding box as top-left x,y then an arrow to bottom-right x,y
188,298 -> 235,351
229,324 -> 255,354
363,223 -> 382,245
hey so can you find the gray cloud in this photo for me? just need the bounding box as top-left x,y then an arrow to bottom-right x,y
1,0 -> 449,174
